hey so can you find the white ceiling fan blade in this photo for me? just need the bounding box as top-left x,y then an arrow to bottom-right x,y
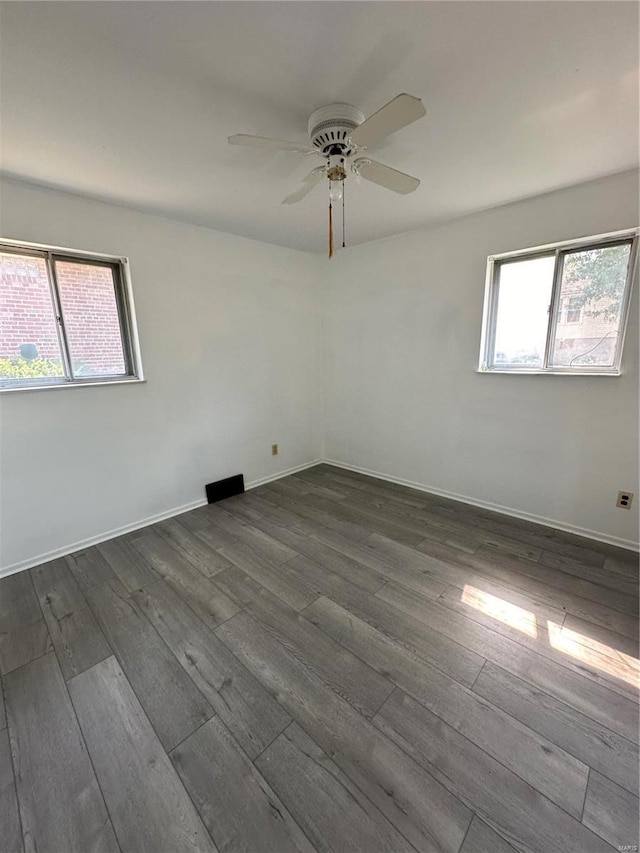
349,93 -> 426,149
354,158 -> 420,194
228,134 -> 316,155
281,167 -> 327,204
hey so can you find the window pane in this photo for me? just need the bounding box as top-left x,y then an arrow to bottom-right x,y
0,252 -> 65,385
492,255 -> 555,367
55,260 -> 126,377
550,243 -> 631,368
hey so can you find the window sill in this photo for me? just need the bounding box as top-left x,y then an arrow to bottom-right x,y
0,377 -> 146,394
476,369 -> 621,376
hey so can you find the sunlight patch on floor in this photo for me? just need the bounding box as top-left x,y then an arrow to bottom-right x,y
547,621 -> 640,689
461,585 -> 537,638
460,584 -> 639,687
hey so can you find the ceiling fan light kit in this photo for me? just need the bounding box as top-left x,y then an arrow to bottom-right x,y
228,93 -> 427,257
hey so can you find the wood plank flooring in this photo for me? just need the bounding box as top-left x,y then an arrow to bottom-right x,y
0,463 -> 638,853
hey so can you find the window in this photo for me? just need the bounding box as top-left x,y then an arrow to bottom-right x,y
479,230 -> 638,374
0,240 -> 142,391
565,297 -> 583,325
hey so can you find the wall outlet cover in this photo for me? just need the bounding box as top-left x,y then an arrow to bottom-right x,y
616,490 -> 634,509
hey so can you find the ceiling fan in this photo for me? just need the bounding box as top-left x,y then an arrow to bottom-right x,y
228,93 -> 426,205
228,93 -> 426,255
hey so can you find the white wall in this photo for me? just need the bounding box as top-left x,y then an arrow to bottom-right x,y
0,179 -> 324,572
323,170 -> 639,549
2,170 -> 637,573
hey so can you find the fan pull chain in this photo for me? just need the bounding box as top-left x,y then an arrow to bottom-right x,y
342,180 -> 346,249
328,183 -> 334,259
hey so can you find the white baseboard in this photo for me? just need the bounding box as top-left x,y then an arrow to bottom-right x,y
245,459 -> 323,491
0,458 -> 323,579
3,454 -> 636,579
0,498 -> 208,580
323,458 -> 640,554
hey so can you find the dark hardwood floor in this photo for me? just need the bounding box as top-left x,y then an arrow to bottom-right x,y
1,463 -> 638,853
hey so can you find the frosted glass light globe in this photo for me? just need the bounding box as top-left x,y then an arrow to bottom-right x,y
329,183 -> 344,203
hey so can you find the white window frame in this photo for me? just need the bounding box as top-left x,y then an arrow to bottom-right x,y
0,237 -> 144,393
478,228 -> 639,375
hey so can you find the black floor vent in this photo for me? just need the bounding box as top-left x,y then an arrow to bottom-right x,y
205,474 -> 245,504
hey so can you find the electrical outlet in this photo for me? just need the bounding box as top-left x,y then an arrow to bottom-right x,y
616,490 -> 634,509
271,444 -> 278,456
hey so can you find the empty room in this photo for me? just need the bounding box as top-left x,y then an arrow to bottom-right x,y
0,2 -> 638,852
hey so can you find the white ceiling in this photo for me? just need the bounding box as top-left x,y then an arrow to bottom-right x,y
1,1 -> 638,252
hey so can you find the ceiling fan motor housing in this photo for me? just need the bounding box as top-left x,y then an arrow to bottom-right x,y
308,103 -> 365,154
